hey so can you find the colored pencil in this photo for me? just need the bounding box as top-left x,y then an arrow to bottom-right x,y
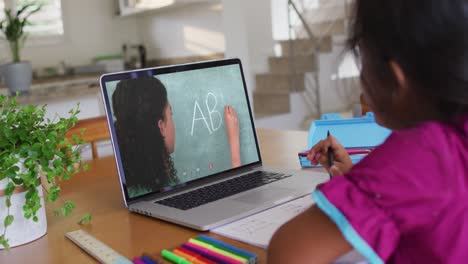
197,235 -> 257,263
182,242 -> 238,264
189,239 -> 248,263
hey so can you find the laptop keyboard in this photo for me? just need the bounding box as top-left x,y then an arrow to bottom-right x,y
155,171 -> 292,210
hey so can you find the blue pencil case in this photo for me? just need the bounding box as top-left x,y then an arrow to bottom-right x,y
299,112 -> 391,168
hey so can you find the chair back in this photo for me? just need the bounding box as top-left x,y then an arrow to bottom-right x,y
66,116 -> 110,159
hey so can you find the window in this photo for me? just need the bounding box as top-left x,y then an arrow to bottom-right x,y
0,1 -> 5,21
1,0 -> 64,37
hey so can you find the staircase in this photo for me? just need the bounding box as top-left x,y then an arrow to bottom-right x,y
253,38 -> 329,117
253,0 -> 354,119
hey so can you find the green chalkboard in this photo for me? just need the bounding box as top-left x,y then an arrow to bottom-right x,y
104,64 -> 259,184
158,65 -> 258,182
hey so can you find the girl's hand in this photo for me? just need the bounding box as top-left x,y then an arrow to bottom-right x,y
306,135 -> 352,176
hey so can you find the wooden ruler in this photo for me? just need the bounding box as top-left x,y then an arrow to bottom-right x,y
65,229 -> 133,264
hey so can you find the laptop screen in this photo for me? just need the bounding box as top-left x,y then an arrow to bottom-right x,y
101,59 -> 261,201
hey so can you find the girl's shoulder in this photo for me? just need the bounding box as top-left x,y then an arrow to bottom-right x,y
323,115 -> 468,193
394,115 -> 468,144
360,116 -> 468,173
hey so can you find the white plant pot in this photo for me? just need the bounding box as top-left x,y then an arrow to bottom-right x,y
0,179 -> 47,249
0,62 -> 33,94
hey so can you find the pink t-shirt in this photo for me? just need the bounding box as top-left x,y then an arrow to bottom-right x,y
312,115 -> 468,263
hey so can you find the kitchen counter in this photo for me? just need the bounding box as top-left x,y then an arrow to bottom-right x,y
0,73 -> 105,121
0,74 -> 102,105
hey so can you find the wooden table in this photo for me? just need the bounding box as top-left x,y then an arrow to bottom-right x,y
0,128 -> 314,263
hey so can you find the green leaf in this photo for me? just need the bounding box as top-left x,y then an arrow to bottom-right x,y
25,188 -> 35,199
5,198 -> 11,207
32,142 -> 41,151
32,216 -> 38,222
52,159 -> 63,169
5,182 -> 15,196
0,235 -> 10,250
24,158 -> 34,167
27,149 -> 38,159
61,207 -> 71,216
64,200 -> 75,210
45,193 -> 53,203
4,215 -> 14,227
83,164 -> 90,171
47,186 -> 60,202
32,200 -> 41,213
50,185 -> 60,194
3,127 -> 16,144
78,213 -> 92,225
6,169 -> 17,179
24,211 -> 32,219
63,173 -> 71,180
53,210 -> 59,217
11,177 -> 23,185
16,2 -> 36,17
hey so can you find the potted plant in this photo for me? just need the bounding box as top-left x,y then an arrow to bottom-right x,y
0,2 -> 42,94
0,95 -> 91,249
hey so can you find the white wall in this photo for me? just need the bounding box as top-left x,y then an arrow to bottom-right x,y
136,2 -> 225,59
221,0 -> 275,100
0,0 -> 141,68
317,34 -> 360,114
135,0 -> 275,103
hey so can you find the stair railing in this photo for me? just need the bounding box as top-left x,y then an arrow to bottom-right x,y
287,0 -> 350,122
287,0 -> 322,118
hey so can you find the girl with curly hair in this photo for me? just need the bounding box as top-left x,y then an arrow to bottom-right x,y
113,77 -> 179,197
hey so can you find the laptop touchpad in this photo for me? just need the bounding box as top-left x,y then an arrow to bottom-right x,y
233,187 -> 295,204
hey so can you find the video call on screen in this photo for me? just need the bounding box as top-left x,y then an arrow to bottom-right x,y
106,64 -> 259,198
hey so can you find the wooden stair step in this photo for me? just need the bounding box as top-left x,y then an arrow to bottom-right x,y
303,4 -> 349,24
255,73 -> 305,94
309,20 -> 346,37
253,92 -> 290,116
279,36 -> 332,55
268,54 -> 317,74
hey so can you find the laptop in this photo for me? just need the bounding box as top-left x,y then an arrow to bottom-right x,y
99,58 -> 328,230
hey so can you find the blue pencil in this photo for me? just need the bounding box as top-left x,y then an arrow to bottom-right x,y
140,256 -> 157,264
197,235 -> 257,263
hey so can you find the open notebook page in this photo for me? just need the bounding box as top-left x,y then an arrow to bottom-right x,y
211,194 -> 367,264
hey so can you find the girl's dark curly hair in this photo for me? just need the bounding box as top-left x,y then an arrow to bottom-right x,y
112,77 -> 178,195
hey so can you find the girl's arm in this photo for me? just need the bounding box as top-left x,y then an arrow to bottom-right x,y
268,205 -> 352,264
224,105 -> 241,168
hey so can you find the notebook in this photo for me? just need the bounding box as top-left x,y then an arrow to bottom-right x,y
211,194 -> 367,263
